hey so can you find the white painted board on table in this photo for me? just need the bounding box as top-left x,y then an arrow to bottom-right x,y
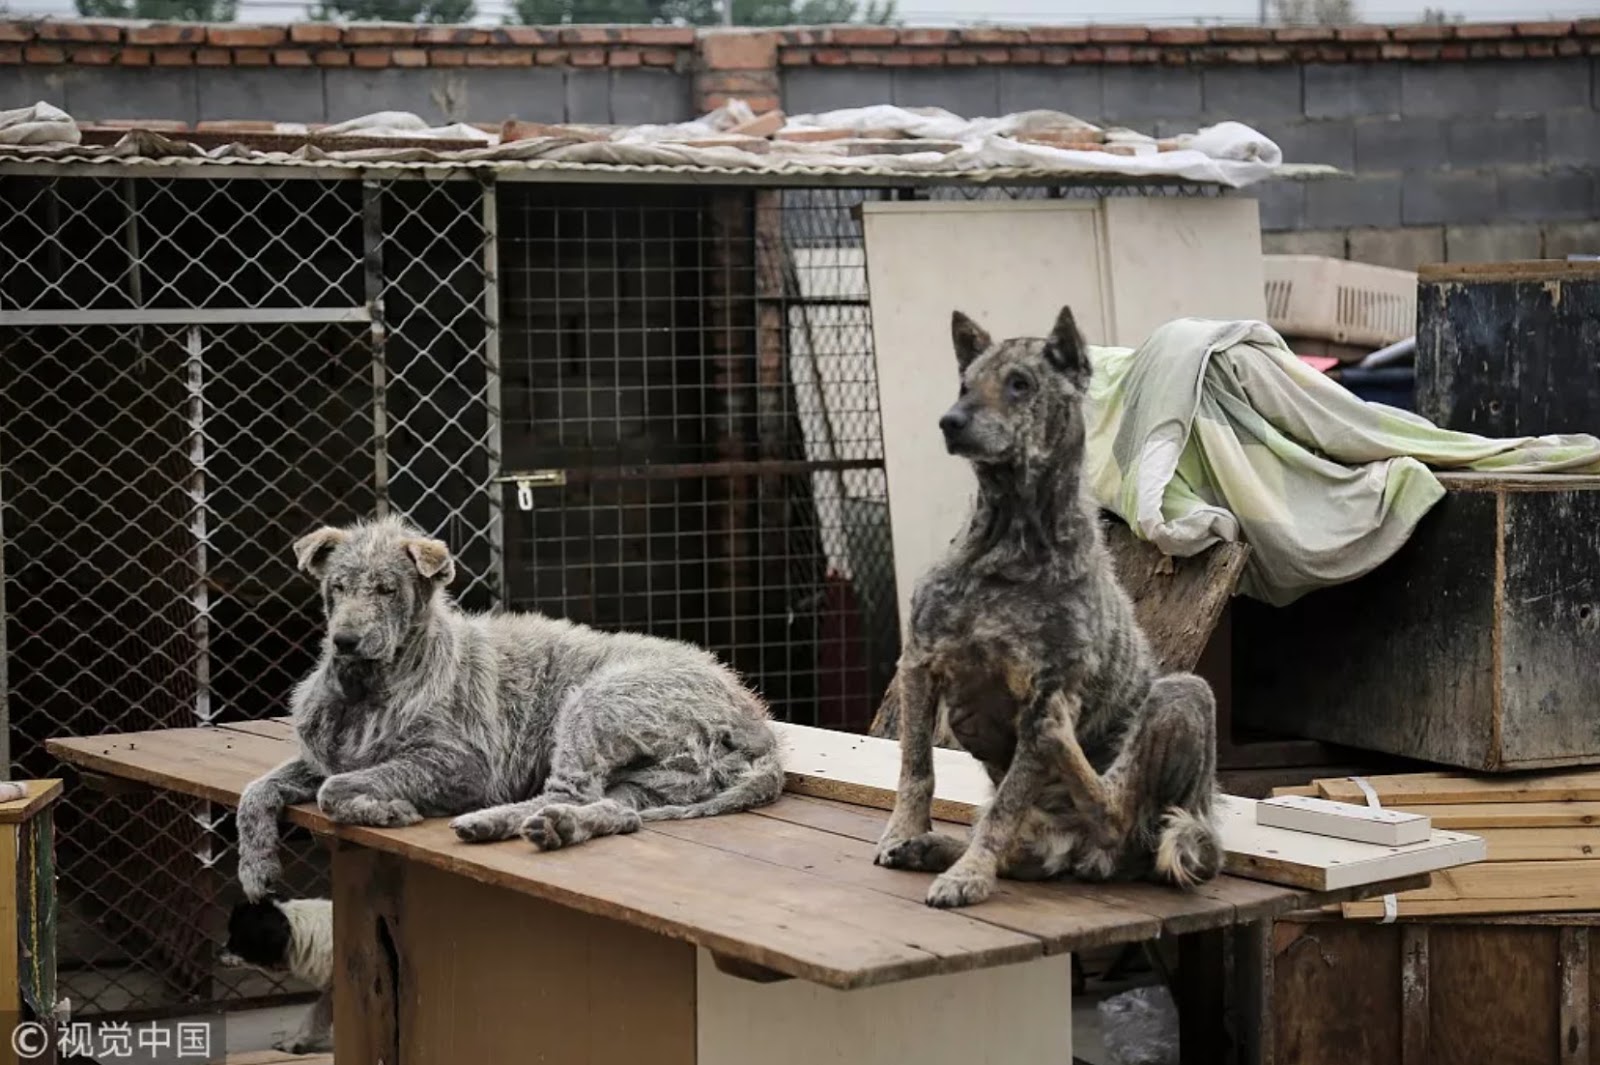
773,722 -> 1485,893
1256,794 -> 1433,846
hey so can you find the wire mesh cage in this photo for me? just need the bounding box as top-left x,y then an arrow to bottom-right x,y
0,165 -> 927,1016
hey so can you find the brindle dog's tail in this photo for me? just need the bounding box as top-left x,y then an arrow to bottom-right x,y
1153,805 -> 1223,888
637,743 -> 785,823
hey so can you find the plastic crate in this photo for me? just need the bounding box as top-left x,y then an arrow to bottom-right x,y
1263,255 -> 1417,348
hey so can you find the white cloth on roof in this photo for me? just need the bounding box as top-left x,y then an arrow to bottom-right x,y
0,102 -> 78,147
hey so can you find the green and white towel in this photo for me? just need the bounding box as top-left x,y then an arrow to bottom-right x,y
1085,318 -> 1600,606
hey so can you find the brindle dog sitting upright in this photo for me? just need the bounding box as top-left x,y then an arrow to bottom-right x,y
875,305 -> 1222,909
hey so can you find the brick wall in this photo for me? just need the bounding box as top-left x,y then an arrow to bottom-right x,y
2,18 -> 1597,265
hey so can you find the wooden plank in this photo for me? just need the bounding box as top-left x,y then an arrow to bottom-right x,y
217,718 -> 297,741
1471,827 -> 1600,862
1256,794 -> 1431,846
1559,926 -> 1589,1065
1271,921 -> 1403,1065
1318,771 -> 1600,806
1377,800 -> 1600,829
332,845 -> 401,1065
1350,859 -> 1600,905
0,780 -> 61,825
0,825 -> 16,1065
1344,896 -> 1600,920
1429,926 -> 1558,1065
778,722 -> 989,824
1400,925 -> 1428,1065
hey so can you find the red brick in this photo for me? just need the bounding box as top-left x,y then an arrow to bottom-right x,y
1257,45 -> 1290,62
1315,44 -> 1349,61
1334,24 -> 1391,41
831,26 -> 896,46
1149,27 -> 1208,45
23,44 -> 63,62
207,25 -> 286,46
1087,25 -> 1149,44
467,48 -> 532,66
779,47 -> 813,65
119,46 -> 152,64
1439,42 -> 1469,59
701,30 -> 775,69
1379,42 -> 1408,59
609,48 -> 641,66
1160,48 -> 1192,65
955,26 -> 1023,45
1102,44 -> 1132,62
702,92 -> 778,113
1407,43 -> 1441,60
700,69 -> 776,93
908,48 -> 944,65
1074,45 -> 1104,62
234,47 -> 272,64
1514,20 -> 1571,37
351,48 -> 390,67
778,29 -> 822,46
128,23 -> 204,45
641,47 -> 678,66
0,44 -> 19,63
1027,26 -> 1089,44
39,20 -> 120,42
812,47 -> 848,65
69,44 -> 115,64
498,27 -> 554,45
343,24 -> 415,45
846,48 -> 882,64
559,27 -> 614,44
1039,46 -> 1074,64
1496,41 -> 1528,57
534,48 -> 566,64
0,24 -> 31,44
972,46 -> 1008,63
153,48 -> 193,65
1453,22 -> 1513,39
1556,38 -> 1583,55
1223,46 -> 1259,62
1578,19 -> 1600,36
392,47 -> 427,66
1588,38 -> 1600,54
272,48 -> 312,65
1211,25 -> 1274,43
1008,46 -> 1041,63
1272,26 -> 1338,42
898,28 -> 955,45
289,24 -> 341,44
430,48 -> 467,66
569,47 -> 606,66
1349,43 -> 1380,59
878,48 -> 914,66
1390,23 -> 1452,41
943,48 -> 978,65
621,26 -> 693,46
417,26 -> 489,45
1525,40 -> 1556,57
315,49 -> 351,66
1129,45 -> 1161,62
195,47 -> 229,65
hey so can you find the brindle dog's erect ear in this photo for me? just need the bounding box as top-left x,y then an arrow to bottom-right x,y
404,538 -> 455,585
951,310 -> 992,373
292,527 -> 348,578
1043,305 -> 1090,385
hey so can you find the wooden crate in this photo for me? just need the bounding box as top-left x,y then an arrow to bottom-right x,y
1270,915 -> 1598,1065
1234,472 -> 1600,772
1417,260 -> 1600,438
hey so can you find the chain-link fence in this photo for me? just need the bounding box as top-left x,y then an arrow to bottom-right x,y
0,164 -> 1221,1017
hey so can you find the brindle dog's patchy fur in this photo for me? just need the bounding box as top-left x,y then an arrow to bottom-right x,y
874,306 -> 1222,909
236,517 -> 783,901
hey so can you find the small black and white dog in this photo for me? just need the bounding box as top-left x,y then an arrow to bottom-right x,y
220,897 -> 334,1055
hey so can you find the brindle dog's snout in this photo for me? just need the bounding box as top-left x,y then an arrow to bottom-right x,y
939,405 -> 970,451
332,632 -> 361,656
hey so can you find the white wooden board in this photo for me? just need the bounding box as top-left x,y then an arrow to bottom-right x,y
774,722 -> 1485,892
860,197 -> 1266,634
1256,794 -> 1432,846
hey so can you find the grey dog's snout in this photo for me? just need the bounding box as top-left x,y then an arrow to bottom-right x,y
939,407 -> 969,440
332,632 -> 361,655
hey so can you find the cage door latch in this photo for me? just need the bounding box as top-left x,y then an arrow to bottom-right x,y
504,470 -> 567,511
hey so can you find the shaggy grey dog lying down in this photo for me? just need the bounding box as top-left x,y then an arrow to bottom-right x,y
236,516 -> 784,900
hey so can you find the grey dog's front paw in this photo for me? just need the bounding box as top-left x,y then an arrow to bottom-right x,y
238,856 -> 280,902
451,808 -> 519,843
274,1034 -> 332,1055
317,781 -> 421,828
926,867 -> 995,909
875,831 -> 966,873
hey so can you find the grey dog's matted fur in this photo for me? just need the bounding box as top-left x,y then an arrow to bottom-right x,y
874,306 -> 1222,910
236,517 -> 784,900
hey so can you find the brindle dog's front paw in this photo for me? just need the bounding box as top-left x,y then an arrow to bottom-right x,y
926,867 -> 995,909
317,781 -> 422,828
237,856 -> 281,902
875,831 -> 966,873
520,804 -> 581,851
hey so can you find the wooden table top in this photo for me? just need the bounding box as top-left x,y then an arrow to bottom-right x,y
48,720 -> 1425,991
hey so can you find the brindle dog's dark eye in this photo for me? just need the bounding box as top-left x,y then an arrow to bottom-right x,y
376,584 -> 397,596
1006,374 -> 1034,400
959,381 -> 971,397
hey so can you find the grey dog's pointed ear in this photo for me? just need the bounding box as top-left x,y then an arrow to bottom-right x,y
404,538 -> 455,585
951,310 -> 992,373
292,527 -> 347,578
1042,304 -> 1090,385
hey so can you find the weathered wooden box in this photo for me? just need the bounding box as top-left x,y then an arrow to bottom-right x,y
1235,473 -> 1600,772
1417,260 -> 1600,438
1269,915 -> 1598,1065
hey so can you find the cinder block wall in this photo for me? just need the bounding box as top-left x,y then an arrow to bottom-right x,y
2,19 -> 1597,265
